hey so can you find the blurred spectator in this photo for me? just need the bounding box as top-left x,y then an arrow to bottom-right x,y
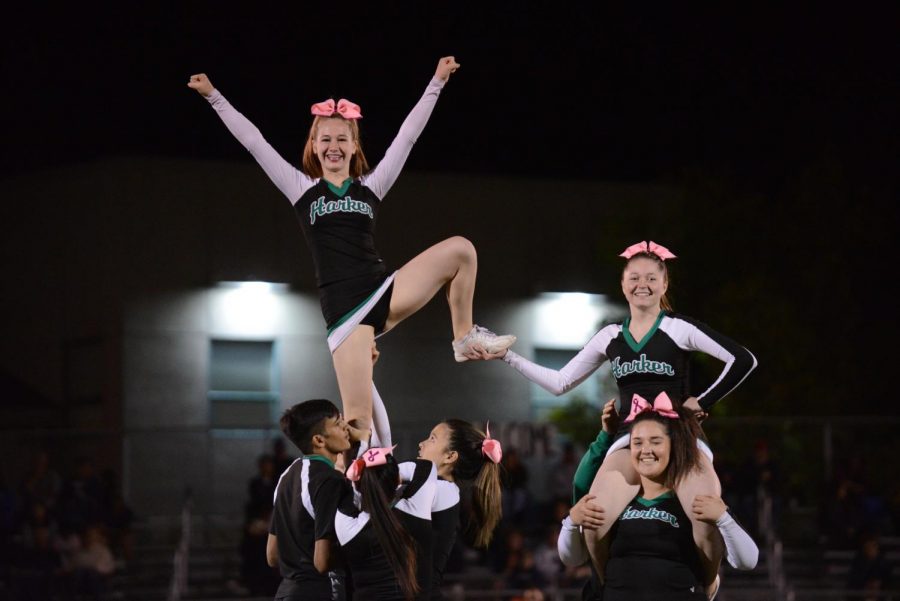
9,524 -> 64,601
511,585 -> 545,601
272,438 -> 295,477
245,453 -> 277,522
822,476 -> 868,549
100,468 -> 135,563
20,450 -> 62,511
65,524 -> 116,600
240,503 -> 280,596
847,533 -> 893,600
58,456 -> 104,534
734,439 -> 781,537
532,524 -> 563,588
19,500 -> 59,550
549,442 -> 579,498
501,448 -> 531,526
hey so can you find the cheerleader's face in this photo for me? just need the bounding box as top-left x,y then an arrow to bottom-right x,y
630,420 -> 671,480
417,423 -> 453,464
313,119 -> 357,175
621,258 -> 668,309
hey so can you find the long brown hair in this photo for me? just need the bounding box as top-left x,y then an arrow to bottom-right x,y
623,251 -> 674,312
301,115 -> 370,178
356,455 -> 419,600
443,419 -> 503,548
630,405 -> 702,489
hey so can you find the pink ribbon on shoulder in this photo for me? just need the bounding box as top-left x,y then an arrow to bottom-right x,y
345,445 -> 396,482
619,241 -> 677,261
310,98 -> 363,120
624,392 -> 679,423
481,422 -> 503,464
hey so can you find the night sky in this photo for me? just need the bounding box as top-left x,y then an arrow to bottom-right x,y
3,5 -> 895,185
2,5 -> 898,409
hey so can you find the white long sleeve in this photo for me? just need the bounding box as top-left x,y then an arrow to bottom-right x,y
503,326 -> 616,395
717,512 -> 759,569
205,90 -> 315,203
557,516 -> 589,567
360,77 -> 445,199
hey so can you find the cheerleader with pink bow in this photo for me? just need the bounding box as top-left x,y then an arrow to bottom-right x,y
559,395 -> 758,600
333,421 -> 503,601
468,241 -> 757,599
188,57 -> 516,456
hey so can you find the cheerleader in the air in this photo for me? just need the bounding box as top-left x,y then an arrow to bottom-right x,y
188,56 -> 515,450
467,241 -> 757,598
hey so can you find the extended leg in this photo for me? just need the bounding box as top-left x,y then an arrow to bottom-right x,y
331,325 -> 376,434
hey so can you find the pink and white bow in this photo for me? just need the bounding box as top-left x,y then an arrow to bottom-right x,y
624,392 -> 679,423
481,422 -> 503,464
310,98 -> 363,120
346,445 -> 396,482
619,241 -> 677,261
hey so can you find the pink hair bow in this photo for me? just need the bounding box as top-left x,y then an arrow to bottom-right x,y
481,422 -> 503,464
619,241 -> 677,261
624,392 -> 679,423
310,98 -> 363,120
345,445 -> 396,482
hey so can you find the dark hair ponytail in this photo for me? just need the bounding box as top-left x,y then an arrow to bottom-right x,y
357,456 -> 419,599
443,419 -> 503,547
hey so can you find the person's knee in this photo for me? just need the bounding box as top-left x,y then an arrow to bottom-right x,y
448,236 -> 477,263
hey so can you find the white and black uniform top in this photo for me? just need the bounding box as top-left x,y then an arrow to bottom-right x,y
504,311 -> 757,420
270,455 -> 350,601
335,459 -> 438,601
204,78 -> 446,329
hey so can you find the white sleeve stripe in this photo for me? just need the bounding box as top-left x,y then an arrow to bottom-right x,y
300,459 -> 315,518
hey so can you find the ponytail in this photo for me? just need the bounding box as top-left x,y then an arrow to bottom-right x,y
444,419 -> 503,548
357,457 -> 419,599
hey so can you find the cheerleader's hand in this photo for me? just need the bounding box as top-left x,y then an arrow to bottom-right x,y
601,398 -> 619,434
683,396 -> 708,423
691,494 -> 727,524
435,56 -> 460,82
463,345 -> 507,361
569,494 -> 606,530
187,73 -> 215,97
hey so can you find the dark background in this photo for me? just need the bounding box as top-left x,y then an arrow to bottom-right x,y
2,4 -> 897,411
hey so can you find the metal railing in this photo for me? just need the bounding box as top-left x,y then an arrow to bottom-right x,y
167,487 -> 193,601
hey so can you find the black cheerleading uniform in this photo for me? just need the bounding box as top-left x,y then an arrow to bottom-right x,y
428,479 -> 461,600
503,311 -> 757,422
604,492 -> 706,600
204,77 -> 446,332
270,456 -> 349,601
335,459 -> 437,601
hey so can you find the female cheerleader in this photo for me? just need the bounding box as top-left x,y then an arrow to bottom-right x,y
335,446 -> 435,600
467,241 -> 757,596
559,396 -> 758,600
416,419 -> 504,598
188,57 -> 515,445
